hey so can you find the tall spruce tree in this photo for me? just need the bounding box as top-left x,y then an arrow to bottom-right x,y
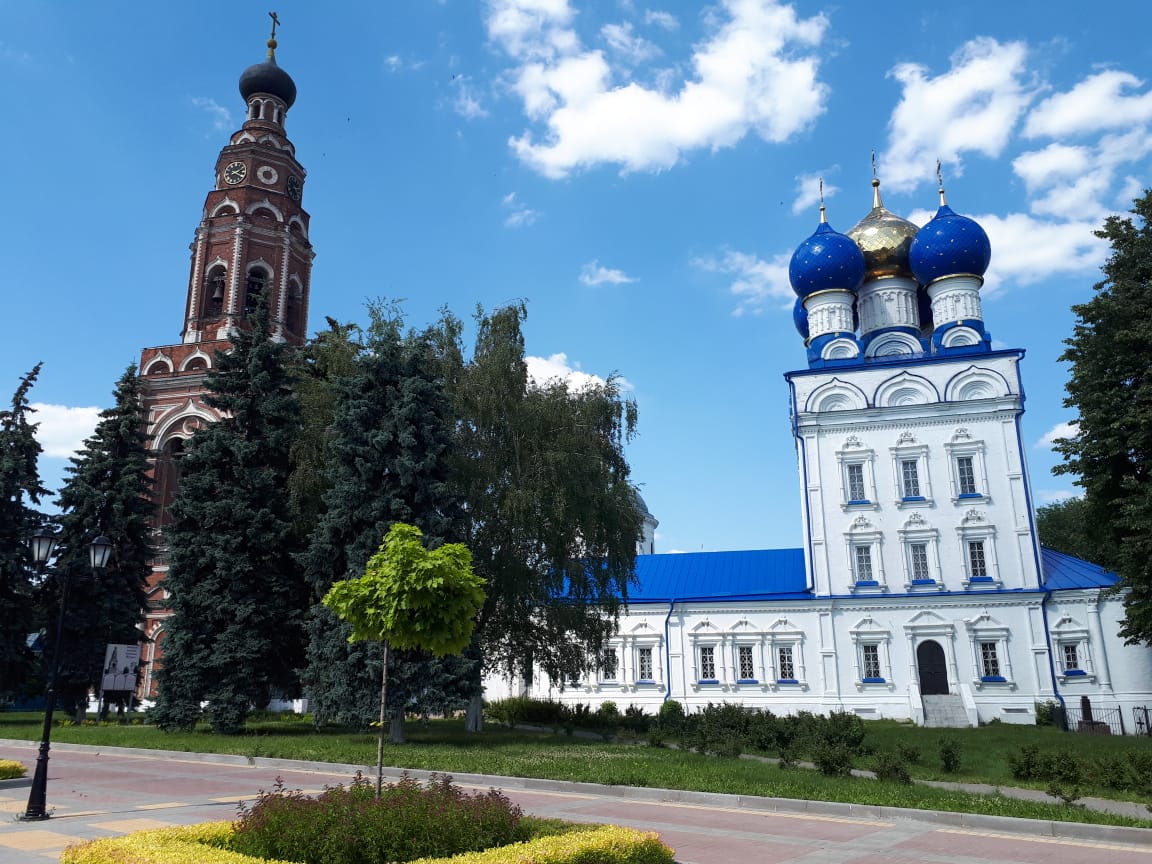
0,365 -> 50,700
450,304 -> 642,729
48,366 -> 153,717
301,304 -> 469,738
1055,188 -> 1152,644
152,298 -> 307,733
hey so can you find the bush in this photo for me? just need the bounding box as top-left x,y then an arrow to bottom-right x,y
230,772 -> 526,864
1008,745 -> 1050,781
657,699 -> 685,731
813,743 -> 854,777
896,742 -> 921,765
0,759 -> 26,780
822,711 -> 866,750
1035,700 -> 1058,726
873,751 -> 912,784
938,737 -> 962,774
622,704 -> 651,735
485,697 -> 569,728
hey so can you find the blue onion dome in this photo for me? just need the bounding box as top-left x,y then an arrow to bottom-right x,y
239,38 -> 297,109
793,296 -> 810,340
910,185 -> 991,285
788,206 -> 867,297
846,179 -> 919,281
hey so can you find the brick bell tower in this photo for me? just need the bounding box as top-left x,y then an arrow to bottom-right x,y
137,16 -> 313,696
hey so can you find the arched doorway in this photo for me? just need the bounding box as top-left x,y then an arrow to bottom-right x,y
917,640 -> 949,695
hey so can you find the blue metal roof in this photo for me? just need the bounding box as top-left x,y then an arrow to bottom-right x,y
1041,547 -> 1120,591
626,548 -> 809,604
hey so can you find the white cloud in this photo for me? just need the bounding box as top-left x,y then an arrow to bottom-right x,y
191,96 -> 232,132
30,403 -> 101,459
792,170 -> 838,216
694,248 -> 791,316
501,191 -> 540,227
1025,70 -> 1152,139
451,75 -> 489,119
1036,420 -> 1079,450
1011,143 -> 1091,193
978,213 -> 1107,290
1037,489 -> 1080,504
579,260 -> 637,285
488,0 -> 830,177
385,55 -> 403,71
526,352 -> 633,391
882,38 -> 1033,192
601,22 -> 659,64
644,10 -> 679,30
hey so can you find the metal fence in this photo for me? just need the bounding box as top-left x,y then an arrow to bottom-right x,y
1132,706 -> 1152,736
1060,703 -> 1125,735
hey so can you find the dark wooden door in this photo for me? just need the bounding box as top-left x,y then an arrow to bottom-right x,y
917,640 -> 949,695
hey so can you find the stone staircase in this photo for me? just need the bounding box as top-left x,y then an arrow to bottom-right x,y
920,693 -> 970,728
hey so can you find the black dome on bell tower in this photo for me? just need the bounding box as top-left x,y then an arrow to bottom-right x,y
239,54 -> 297,109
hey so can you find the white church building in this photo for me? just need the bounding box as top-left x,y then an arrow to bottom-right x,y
491,176 -> 1152,731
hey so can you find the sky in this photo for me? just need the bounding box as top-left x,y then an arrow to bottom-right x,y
1,1 -> 1149,555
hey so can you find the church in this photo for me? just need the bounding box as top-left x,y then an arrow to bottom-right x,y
131,29 -> 1151,731
503,179 -> 1152,732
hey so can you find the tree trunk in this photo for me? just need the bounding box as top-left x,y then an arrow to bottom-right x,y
376,641 -> 389,798
465,692 -> 484,733
389,713 -> 407,744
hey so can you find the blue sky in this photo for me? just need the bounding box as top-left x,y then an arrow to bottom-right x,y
1,1 -> 1148,554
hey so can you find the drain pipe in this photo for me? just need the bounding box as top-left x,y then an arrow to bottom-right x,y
663,599 -> 675,703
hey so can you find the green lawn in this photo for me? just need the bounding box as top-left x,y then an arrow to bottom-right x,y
2,712 -> 1151,829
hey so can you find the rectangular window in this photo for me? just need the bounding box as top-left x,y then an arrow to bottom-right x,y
968,540 -> 988,579
910,543 -> 930,581
901,459 -> 921,498
980,641 -> 1001,678
854,545 -> 874,581
600,648 -> 618,680
738,645 -> 755,680
699,646 -> 716,680
862,644 -> 882,680
846,463 -> 866,501
956,456 -> 977,496
777,645 -> 795,681
637,647 -> 653,681
1063,643 -> 1080,671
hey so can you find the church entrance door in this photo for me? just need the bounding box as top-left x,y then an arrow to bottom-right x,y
917,640 -> 949,695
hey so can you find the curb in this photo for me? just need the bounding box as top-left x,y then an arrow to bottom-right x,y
2,739 -> 1150,847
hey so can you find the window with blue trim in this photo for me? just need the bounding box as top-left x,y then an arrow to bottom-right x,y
910,543 -> 930,581
777,645 -> 796,682
979,641 -> 1003,680
862,644 -> 883,681
901,459 -> 921,498
956,456 -> 977,496
737,644 -> 756,682
698,645 -> 717,682
637,646 -> 653,682
846,463 -> 867,502
967,540 -> 989,579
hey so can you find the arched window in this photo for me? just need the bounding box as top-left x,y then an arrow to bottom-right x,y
245,266 -> 268,315
205,265 -> 226,317
154,437 -> 186,529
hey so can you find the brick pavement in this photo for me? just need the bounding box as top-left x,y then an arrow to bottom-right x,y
1,740 -> 1150,864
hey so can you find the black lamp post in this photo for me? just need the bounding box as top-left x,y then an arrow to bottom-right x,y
20,531 -> 114,822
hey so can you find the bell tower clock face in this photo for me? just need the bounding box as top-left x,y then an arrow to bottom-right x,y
223,161 -> 247,185
287,175 -> 301,201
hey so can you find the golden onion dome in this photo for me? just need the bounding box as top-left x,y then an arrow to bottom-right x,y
846,179 -> 919,281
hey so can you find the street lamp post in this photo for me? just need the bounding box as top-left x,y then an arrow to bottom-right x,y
20,531 -> 114,822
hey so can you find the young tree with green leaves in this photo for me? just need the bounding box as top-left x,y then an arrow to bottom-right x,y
300,304 -> 469,737
1034,497 -> 1113,569
152,298 -> 308,734
48,366 -> 153,718
449,304 -> 643,730
1055,188 -> 1152,643
0,365 -> 50,701
323,521 -> 483,795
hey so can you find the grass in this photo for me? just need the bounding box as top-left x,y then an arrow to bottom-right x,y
3,712 -> 1152,829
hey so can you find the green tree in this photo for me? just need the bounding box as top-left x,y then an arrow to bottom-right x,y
1034,497 -> 1113,568
300,304 -> 469,738
152,298 -> 308,733
323,522 -> 483,794
49,366 -> 154,718
450,304 -> 642,729
1055,188 -> 1152,643
0,365 -> 50,700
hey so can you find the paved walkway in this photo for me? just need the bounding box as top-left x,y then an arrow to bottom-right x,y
1,740 -> 1150,864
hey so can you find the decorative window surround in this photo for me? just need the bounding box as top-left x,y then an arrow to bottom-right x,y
965,610 -> 1015,689
1050,613 -> 1096,683
730,620 -> 764,687
850,616 -> 893,689
898,513 -> 943,590
890,432 -> 934,508
626,623 -> 663,689
766,617 -> 807,689
956,510 -> 1001,588
836,435 -> 877,510
846,514 -> 886,592
599,647 -> 619,684
689,621 -> 723,689
945,430 -> 990,504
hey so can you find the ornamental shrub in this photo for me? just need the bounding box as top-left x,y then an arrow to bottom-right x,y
938,736 -> 962,774
813,742 -> 854,777
873,751 -> 912,784
0,759 -> 26,780
657,699 -> 685,731
230,772 -> 525,864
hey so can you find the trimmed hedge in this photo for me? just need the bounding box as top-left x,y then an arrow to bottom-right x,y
0,759 -> 27,780
61,821 -> 674,864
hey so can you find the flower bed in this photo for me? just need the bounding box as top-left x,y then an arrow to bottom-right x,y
0,759 -> 26,780
61,821 -> 674,864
